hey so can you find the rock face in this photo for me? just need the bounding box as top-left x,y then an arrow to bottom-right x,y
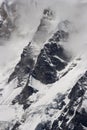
6,14 -> 75,129
8,29 -> 69,86
1,1 -> 87,130
32,42 -> 67,84
8,30 -> 69,110
32,47 -> 58,84
32,29 -> 69,84
0,1 -> 15,38
35,121 -> 51,130
8,42 -> 35,86
32,71 -> 87,130
7,19 -> 70,110
12,85 -> 38,109
8,8 -> 56,86
50,71 -> 87,130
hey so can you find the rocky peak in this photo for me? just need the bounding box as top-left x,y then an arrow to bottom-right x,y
51,71 -> 87,130
8,29 -> 69,86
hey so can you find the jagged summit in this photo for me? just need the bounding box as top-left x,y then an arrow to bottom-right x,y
0,0 -> 87,130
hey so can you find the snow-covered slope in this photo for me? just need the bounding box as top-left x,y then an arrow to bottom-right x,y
0,0 -> 87,130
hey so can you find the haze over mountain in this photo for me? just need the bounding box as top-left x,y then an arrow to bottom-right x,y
0,0 -> 87,130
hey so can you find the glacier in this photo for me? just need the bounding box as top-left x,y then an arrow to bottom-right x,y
0,0 -> 87,130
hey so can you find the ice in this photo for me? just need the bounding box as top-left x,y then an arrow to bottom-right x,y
0,0 -> 87,130
0,105 -> 16,121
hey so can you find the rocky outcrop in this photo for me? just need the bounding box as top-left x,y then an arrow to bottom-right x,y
32,30 -> 69,84
12,85 -> 38,109
9,30 -> 69,108
11,121 -> 21,130
8,8 -> 56,86
8,19 -> 70,109
50,71 -> 87,130
8,29 -> 69,86
33,71 -> 87,130
0,1 -> 15,38
32,42 -> 67,84
8,42 -> 35,86
35,121 -> 51,130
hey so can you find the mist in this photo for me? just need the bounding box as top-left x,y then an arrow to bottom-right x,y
0,0 -> 87,72
14,0 -> 87,57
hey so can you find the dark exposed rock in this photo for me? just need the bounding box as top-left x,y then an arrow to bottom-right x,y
11,121 -> 21,130
51,120 -> 58,130
68,107 -> 74,116
8,22 -> 70,110
32,47 -> 57,84
53,30 -> 69,42
58,114 -> 64,121
43,8 -> 54,18
54,93 -> 66,103
12,85 -> 38,106
8,26 -> 69,85
58,101 -> 66,110
44,42 -> 68,60
8,43 -> 35,86
8,23 -> 69,86
32,42 -> 68,84
6,23 -> 70,114
50,71 -> 87,130
50,56 -> 67,71
71,109 -> 87,128
63,107 -> 68,113
68,83 -> 85,100
73,124 -> 86,130
23,103 -> 30,110
35,121 -> 51,130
